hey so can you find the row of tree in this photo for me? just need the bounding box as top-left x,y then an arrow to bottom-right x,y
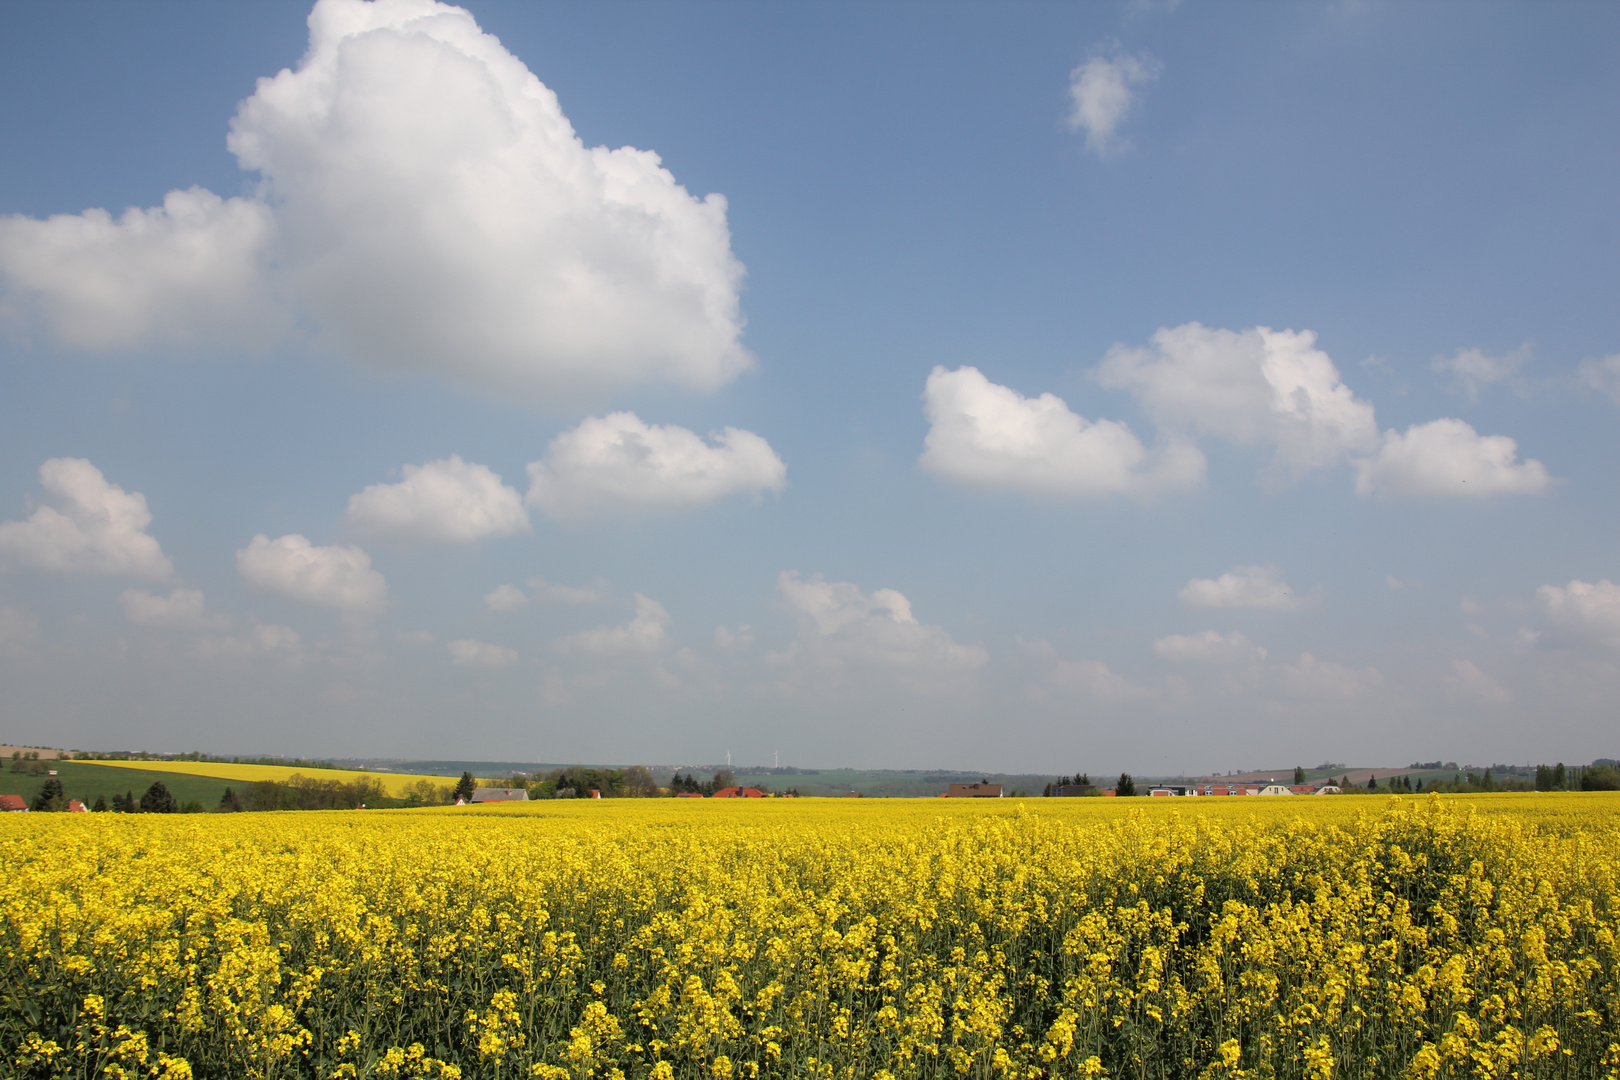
24,778 -> 200,813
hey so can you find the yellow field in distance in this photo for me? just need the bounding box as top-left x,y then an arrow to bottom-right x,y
83,758 -> 460,796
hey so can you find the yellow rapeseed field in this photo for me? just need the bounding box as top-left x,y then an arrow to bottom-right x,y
3,794 -> 1617,1079
79,761 -> 458,798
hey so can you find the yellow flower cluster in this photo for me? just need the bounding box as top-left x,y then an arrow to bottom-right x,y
3,794 -> 1616,1079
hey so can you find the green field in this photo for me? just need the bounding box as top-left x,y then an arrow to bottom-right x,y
0,761 -> 235,809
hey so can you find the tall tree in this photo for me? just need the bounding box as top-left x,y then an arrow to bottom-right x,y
218,786 -> 243,813
453,772 -> 477,802
1293,766 -> 1306,785
139,782 -> 178,814
1116,773 -> 1136,797
31,777 -> 67,812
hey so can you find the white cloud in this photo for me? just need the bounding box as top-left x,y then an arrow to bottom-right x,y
1269,652 -> 1383,699
1578,354 -> 1620,405
0,458 -> 174,580
553,594 -> 671,656
1353,419 -> 1550,498
715,624 -> 754,652
119,588 -> 229,631
1443,659 -> 1511,705
1047,658 -> 1155,701
0,188 -> 282,351
1067,51 -> 1161,158
770,572 -> 987,678
0,0 -> 751,401
1125,0 -> 1182,15
1096,323 -> 1380,486
1179,565 -> 1322,612
346,456 -> 528,543
526,412 -> 786,520
1153,630 -> 1267,664
396,629 -> 436,646
527,577 -> 607,604
236,534 -> 387,614
918,366 -> 1203,498
1432,345 -> 1529,401
1537,579 -> 1620,648
194,622 -> 303,661
448,638 -> 519,668
0,605 -> 39,655
483,584 -> 529,613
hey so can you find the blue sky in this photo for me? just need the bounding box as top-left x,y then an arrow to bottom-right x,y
1,0 -> 1616,773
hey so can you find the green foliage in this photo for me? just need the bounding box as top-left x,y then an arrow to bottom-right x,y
242,773 -> 389,811
30,778 -> 66,813
1116,772 -> 1136,797
139,782 -> 178,814
1582,765 -> 1620,791
453,771 -> 477,802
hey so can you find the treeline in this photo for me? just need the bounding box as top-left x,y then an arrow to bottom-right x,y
26,778 -> 208,814
7,752 -> 52,776
24,774 -> 451,815
71,750 -> 340,771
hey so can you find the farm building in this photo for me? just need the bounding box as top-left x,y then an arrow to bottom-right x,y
471,788 -> 529,803
945,783 -> 1003,798
0,794 -> 26,812
712,787 -> 766,798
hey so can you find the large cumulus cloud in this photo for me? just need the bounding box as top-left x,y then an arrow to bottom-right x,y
0,0 -> 750,401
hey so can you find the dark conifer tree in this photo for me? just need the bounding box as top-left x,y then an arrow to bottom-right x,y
31,777 -> 66,812
452,772 -> 477,802
139,782 -> 178,814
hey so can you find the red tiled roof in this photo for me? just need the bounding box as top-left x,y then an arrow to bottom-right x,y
0,794 -> 27,811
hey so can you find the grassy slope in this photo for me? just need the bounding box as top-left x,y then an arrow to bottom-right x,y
0,762 -> 236,808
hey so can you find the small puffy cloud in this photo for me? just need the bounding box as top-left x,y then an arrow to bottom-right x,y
1537,578 -> 1620,648
1153,630 -> 1267,664
715,624 -> 754,652
919,366 -> 1203,498
1353,419 -> 1550,498
1067,50 -> 1161,158
396,629 -> 436,646
1432,345 -> 1529,401
0,605 -> 39,655
1179,565 -> 1322,612
448,638 -> 519,668
346,456 -> 528,543
0,188 -> 281,351
483,584 -> 529,613
236,534 -> 387,614
771,572 -> 987,677
526,412 -> 786,520
1096,323 -> 1380,487
0,458 -> 174,580
0,0 -> 751,400
553,594 -> 671,656
1443,659 -> 1511,706
1578,354 -> 1620,405
528,578 -> 606,604
1385,576 -> 1422,590
119,588 -> 229,631
195,622 -> 302,661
